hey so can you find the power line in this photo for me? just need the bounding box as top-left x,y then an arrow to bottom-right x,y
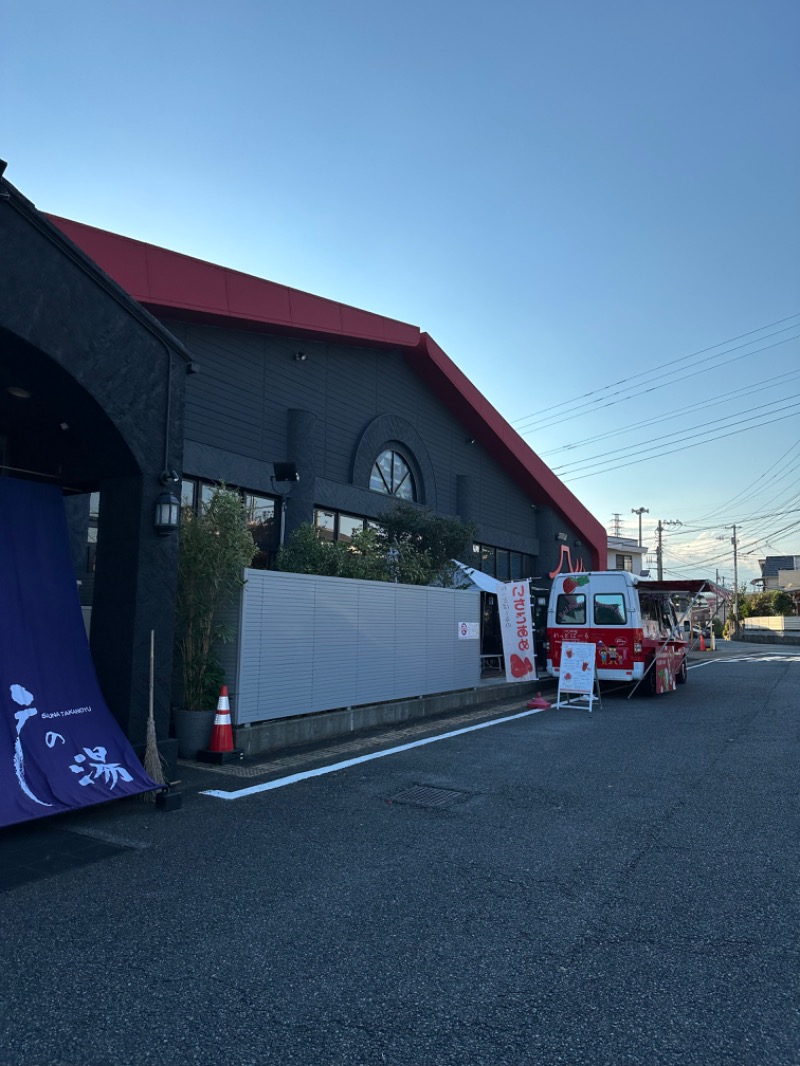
512,313 -> 800,429
538,367 -> 800,457
554,397 -> 800,476
562,407 -> 800,482
686,439 -> 800,523
519,331 -> 800,436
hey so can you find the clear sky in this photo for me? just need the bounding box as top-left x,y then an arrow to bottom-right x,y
3,0 -> 799,587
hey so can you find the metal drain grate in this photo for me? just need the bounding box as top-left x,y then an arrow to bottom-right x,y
388,784 -> 472,809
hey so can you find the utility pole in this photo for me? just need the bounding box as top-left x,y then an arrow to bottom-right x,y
731,524 -> 739,636
656,518 -> 682,581
631,506 -> 649,547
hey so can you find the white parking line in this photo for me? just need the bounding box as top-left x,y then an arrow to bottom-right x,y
200,705 -> 550,801
689,653 -> 800,670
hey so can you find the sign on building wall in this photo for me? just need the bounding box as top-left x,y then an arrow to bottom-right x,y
0,479 -> 158,828
497,579 -> 536,683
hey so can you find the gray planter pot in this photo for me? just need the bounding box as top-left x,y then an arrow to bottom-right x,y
173,707 -> 216,759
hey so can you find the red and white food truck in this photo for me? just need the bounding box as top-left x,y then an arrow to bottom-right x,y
546,571 -> 690,694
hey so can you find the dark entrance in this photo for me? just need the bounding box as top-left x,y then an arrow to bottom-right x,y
0,171 -> 188,751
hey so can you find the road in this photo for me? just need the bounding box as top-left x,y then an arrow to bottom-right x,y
1,646 -> 799,1065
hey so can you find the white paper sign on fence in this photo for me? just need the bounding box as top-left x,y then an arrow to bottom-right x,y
497,579 -> 536,683
458,622 -> 480,640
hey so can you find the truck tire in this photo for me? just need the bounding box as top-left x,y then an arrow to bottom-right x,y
644,661 -> 658,696
675,655 -> 688,685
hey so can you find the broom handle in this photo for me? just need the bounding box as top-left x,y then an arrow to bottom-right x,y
149,629 -> 155,723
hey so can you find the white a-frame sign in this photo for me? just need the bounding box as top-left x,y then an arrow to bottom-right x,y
554,642 -> 601,714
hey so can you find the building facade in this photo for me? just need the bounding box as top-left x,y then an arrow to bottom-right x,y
607,535 -> 649,576
1,166 -> 607,747
51,216 -> 607,591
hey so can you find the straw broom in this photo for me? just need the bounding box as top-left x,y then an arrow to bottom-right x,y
142,628 -> 167,793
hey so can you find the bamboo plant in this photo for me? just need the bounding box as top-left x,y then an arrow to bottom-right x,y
175,484 -> 255,710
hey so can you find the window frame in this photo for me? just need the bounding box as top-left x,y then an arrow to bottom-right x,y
370,448 -> 417,501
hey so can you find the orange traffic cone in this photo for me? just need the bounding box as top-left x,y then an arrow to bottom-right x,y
699,633 -> 706,652
197,686 -> 244,764
527,692 -> 551,710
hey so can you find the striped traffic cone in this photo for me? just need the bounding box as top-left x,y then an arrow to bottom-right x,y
197,686 -> 244,764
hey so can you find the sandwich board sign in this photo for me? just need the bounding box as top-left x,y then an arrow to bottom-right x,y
554,642 -> 600,714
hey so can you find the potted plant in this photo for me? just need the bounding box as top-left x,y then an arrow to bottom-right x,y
174,484 -> 255,757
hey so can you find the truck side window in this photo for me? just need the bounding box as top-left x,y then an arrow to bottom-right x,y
594,593 -> 626,625
556,594 -> 585,625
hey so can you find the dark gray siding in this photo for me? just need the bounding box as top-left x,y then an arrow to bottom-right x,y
165,320 -> 542,555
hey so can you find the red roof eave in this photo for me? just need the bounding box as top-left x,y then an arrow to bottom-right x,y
47,216 -> 420,349
406,335 -> 607,568
47,216 -> 606,567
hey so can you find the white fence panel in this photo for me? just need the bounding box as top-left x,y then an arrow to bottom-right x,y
235,570 -> 481,724
743,615 -> 800,631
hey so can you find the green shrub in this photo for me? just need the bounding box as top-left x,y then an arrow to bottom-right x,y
176,484 -> 255,709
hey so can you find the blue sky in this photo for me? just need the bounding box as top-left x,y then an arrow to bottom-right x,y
4,0 -> 799,586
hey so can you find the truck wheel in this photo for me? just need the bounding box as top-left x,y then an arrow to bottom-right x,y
644,663 -> 658,697
640,660 -> 657,695
675,656 -> 688,685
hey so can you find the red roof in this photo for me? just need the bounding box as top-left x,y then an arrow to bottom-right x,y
48,215 -> 607,567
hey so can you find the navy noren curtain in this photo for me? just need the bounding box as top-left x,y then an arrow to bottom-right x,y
0,479 -> 157,828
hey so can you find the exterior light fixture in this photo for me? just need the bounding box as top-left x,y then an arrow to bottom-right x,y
272,461 -> 299,483
293,351 -> 307,362
154,490 -> 180,535
271,461 -> 299,545
556,532 -> 568,542
465,437 -> 476,445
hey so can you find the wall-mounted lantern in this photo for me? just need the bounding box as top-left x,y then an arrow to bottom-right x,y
154,490 -> 180,535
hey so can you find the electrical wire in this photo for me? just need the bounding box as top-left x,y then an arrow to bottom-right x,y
538,368 -> 800,456
686,439 -> 800,523
554,398 -> 800,477
513,316 -> 800,432
562,408 -> 800,482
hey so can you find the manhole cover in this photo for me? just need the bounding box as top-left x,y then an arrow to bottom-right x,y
0,826 -> 131,893
389,784 -> 472,809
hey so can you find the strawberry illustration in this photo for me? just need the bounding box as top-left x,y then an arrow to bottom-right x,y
563,672 -> 572,681
510,653 -> 533,678
563,576 -> 589,594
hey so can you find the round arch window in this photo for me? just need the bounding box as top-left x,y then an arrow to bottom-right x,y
370,449 -> 417,501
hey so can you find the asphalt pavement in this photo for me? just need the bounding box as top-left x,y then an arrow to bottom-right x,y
1,640 -> 798,1066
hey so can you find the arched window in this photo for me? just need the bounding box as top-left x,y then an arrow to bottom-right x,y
370,449 -> 416,501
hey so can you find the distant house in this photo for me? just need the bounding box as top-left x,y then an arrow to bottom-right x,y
607,535 -> 648,575
756,556 -> 800,590
776,571 -> 800,617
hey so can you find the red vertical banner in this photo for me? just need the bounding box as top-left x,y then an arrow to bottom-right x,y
497,579 -> 537,683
